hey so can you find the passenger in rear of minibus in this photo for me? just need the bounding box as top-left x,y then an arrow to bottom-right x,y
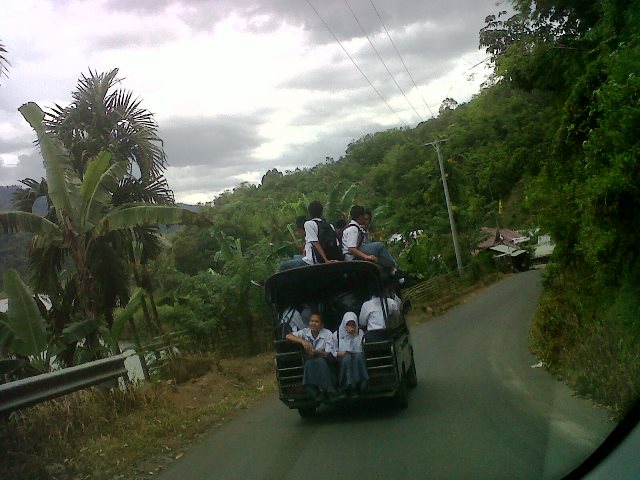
285,312 -> 336,399
332,312 -> 368,394
358,293 -> 400,331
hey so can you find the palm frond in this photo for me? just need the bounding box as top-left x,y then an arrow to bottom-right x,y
0,41 -> 10,84
45,68 -> 168,181
29,242 -> 70,295
113,176 -> 174,205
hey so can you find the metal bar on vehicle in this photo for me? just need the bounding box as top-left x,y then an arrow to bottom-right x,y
0,351 -> 133,415
365,355 -> 393,361
364,340 -> 393,346
366,365 -> 395,371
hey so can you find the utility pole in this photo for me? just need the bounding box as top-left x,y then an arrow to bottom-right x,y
424,139 -> 464,276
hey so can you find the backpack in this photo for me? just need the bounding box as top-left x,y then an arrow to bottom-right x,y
313,219 -> 344,262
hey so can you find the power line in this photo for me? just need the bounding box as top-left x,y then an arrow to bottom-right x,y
344,0 -> 424,123
369,0 -> 436,118
305,0 -> 408,127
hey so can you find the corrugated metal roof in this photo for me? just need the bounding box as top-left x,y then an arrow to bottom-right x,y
489,245 -> 527,256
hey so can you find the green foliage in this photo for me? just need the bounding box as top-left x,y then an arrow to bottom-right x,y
2,269 -> 48,357
531,262 -> 640,417
502,0 -> 640,413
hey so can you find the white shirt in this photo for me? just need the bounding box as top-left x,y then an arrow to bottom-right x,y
280,307 -> 305,332
342,220 -> 364,260
302,218 -> 321,264
358,296 -> 399,331
292,327 -> 334,353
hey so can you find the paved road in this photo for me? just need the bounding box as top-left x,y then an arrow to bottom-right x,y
158,270 -> 614,479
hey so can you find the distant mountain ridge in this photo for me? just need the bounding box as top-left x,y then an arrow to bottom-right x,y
0,185 -> 19,211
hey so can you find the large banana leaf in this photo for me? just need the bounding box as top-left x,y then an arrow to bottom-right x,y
325,185 -> 340,223
80,154 -> 128,232
60,317 -> 100,344
93,205 -> 208,238
3,269 -> 48,356
340,183 -> 360,214
0,211 -> 62,243
19,102 -> 81,226
0,317 -> 15,348
111,287 -> 143,342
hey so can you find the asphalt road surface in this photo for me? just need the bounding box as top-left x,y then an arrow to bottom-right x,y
158,269 -> 614,480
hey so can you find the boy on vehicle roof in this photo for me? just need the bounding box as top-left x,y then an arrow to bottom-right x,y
342,205 -> 399,271
278,201 -> 339,271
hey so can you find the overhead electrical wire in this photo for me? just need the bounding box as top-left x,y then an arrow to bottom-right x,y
368,0 -> 436,118
305,0 -> 408,127
344,0 -> 424,124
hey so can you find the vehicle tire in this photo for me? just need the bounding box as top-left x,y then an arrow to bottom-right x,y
406,360 -> 418,389
393,377 -> 409,409
298,406 -> 316,418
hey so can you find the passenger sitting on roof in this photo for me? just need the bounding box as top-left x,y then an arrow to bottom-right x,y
332,312 -> 368,393
342,205 -> 399,272
286,312 -> 336,398
358,294 -> 400,331
278,201 -> 339,271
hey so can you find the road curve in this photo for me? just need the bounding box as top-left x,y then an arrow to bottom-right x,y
158,269 -> 614,480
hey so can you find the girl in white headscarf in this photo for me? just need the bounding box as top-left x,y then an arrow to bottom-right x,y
332,311 -> 368,393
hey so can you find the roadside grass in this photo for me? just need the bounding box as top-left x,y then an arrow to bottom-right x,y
529,263 -> 640,419
0,352 -> 276,480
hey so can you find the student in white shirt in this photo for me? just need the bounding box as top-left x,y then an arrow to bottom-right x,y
342,205 -> 398,271
358,294 -> 399,331
279,305 -> 306,335
286,312 -> 336,397
278,200 -> 335,271
332,312 -> 368,393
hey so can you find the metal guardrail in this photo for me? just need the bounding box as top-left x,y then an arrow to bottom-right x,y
0,351 -> 133,415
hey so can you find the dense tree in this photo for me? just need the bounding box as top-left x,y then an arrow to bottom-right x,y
1,103 -> 205,366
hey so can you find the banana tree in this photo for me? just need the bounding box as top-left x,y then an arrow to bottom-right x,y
0,102 -> 208,361
325,182 -> 360,224
0,269 -> 99,376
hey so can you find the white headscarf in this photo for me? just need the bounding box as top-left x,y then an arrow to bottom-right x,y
335,311 -> 364,353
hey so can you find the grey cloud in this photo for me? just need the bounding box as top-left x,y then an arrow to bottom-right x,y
91,30 -> 179,51
0,151 -> 45,185
159,114 -> 268,168
104,0 -> 176,14
0,137 -> 33,155
274,123 -> 376,170
282,18 -> 479,94
103,0 -> 505,43
166,160 -> 273,201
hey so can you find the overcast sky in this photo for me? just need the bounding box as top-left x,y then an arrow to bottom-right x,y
0,0 -> 505,204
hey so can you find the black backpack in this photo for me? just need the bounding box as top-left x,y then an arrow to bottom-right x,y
313,219 -> 344,262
